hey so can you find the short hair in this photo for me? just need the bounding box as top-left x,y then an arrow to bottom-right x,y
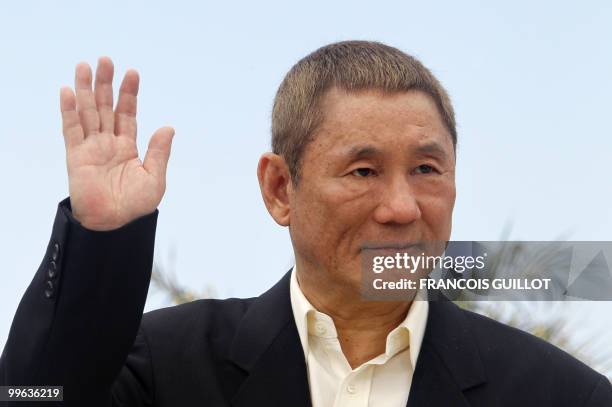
271,40 -> 457,185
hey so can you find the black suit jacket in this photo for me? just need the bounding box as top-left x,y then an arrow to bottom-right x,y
1,197 -> 611,406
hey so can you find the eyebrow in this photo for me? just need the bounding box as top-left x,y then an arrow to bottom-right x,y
414,141 -> 450,160
347,145 -> 382,160
344,141 -> 451,161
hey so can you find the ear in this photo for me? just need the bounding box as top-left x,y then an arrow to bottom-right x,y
257,152 -> 292,226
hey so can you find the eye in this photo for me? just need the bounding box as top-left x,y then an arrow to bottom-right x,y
414,164 -> 437,175
351,168 -> 377,177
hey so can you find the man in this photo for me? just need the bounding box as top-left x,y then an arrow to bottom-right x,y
1,41 -> 610,406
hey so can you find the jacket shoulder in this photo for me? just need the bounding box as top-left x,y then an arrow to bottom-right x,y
458,305 -> 610,394
140,297 -> 256,346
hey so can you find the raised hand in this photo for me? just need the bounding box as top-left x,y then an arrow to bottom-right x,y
60,57 -> 175,231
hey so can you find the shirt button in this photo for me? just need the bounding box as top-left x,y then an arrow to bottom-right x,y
314,322 -> 327,335
346,384 -> 357,394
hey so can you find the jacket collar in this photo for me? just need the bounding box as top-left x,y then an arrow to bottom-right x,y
228,269 -> 311,407
228,270 -> 487,407
407,298 -> 488,406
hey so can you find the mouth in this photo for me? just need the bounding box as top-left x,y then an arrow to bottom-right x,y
359,242 -> 423,252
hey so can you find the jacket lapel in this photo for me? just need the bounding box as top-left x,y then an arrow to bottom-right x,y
407,300 -> 487,407
228,270 -> 311,407
227,272 -> 488,407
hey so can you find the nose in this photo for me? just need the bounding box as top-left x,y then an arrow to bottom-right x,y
372,176 -> 422,225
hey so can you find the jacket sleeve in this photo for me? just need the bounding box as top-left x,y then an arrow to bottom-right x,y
0,197 -> 158,406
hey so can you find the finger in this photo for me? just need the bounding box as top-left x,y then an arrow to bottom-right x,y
60,86 -> 84,148
115,69 -> 139,140
143,127 -> 175,180
74,62 -> 100,137
94,56 -> 115,133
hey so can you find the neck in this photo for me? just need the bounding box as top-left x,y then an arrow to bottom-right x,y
295,262 -> 412,369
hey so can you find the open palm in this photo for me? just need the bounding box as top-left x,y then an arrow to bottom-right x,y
60,57 -> 174,231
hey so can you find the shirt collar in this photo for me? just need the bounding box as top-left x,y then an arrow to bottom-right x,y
289,265 -> 429,370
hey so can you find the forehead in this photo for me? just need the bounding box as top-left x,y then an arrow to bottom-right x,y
315,87 -> 450,145
297,87 -> 457,178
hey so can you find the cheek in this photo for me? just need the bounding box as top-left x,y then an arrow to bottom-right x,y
289,181 -> 375,254
318,180 -> 383,235
288,187 -> 340,265
324,177 -> 381,211
418,182 -> 456,237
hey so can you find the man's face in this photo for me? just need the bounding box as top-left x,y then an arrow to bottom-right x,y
288,87 -> 456,289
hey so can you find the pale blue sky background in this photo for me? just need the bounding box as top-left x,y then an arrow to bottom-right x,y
1,1 -> 611,365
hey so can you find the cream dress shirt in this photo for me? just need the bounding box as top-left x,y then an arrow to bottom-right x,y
289,266 -> 429,407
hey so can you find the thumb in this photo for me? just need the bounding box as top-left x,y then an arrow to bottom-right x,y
143,126 -> 175,179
